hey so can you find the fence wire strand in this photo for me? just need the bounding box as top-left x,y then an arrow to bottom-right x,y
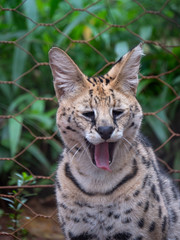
0,0 -> 180,239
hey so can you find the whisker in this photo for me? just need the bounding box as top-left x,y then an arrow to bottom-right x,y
71,145 -> 83,162
78,148 -> 87,162
122,136 -> 139,155
122,136 -> 133,148
82,143 -> 90,159
122,141 -> 129,153
67,143 -> 79,154
77,142 -> 92,163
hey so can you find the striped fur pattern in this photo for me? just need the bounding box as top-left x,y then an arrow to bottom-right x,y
49,44 -> 180,240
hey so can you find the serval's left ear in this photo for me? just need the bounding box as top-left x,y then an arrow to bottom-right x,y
108,43 -> 144,95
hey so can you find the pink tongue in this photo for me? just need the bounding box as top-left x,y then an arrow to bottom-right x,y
95,142 -> 111,171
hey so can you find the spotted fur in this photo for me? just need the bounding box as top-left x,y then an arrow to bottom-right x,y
49,44 -> 180,240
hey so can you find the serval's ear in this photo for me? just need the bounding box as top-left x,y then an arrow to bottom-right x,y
49,47 -> 87,101
108,44 -> 143,95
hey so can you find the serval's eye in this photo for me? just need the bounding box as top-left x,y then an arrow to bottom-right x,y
112,109 -> 124,119
82,111 -> 95,121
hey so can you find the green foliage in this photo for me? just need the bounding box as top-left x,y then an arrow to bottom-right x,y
0,0 -> 180,184
9,116 -> 23,156
0,172 -> 36,237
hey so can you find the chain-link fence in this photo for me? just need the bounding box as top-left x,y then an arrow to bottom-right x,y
0,0 -> 180,239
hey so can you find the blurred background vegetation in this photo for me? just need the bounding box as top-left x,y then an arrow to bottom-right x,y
0,0 -> 180,238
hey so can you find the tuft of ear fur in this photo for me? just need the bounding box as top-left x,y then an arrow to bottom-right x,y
108,43 -> 144,95
49,47 -> 87,100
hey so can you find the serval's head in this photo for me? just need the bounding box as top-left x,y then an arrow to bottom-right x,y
49,44 -> 143,171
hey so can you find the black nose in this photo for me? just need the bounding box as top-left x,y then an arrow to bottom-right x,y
97,126 -> 114,140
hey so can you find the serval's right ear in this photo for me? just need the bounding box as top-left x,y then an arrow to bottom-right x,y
49,47 -> 87,101
108,44 -> 143,95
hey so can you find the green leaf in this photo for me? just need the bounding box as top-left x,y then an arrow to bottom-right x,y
17,179 -> 23,187
173,76 -> 180,85
21,140 -> 50,169
114,42 -> 129,61
23,0 -> 38,30
12,42 -> 29,85
49,140 -> 62,153
15,173 -> 23,180
17,199 -> 27,210
146,116 -> 168,143
8,93 -> 34,113
21,198 -> 27,205
72,0 -> 83,8
1,161 -> 14,174
8,116 -> 23,157
0,85 -> 12,104
31,100 -> 45,113
173,149 -> 180,180
50,1 -> 60,18
22,172 -> 34,182
157,111 -> 169,124
139,26 -> 152,40
0,197 -> 14,204
137,79 -> 154,95
28,145 -> 50,169
9,204 -> 16,210
8,226 -> 15,231
57,4 -> 103,45
45,109 -> 56,117
27,114 -> 53,129
0,31 -> 27,41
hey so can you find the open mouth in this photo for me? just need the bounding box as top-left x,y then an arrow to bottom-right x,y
85,139 -> 116,171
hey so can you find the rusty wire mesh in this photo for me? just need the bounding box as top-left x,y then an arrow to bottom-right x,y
0,0 -> 180,239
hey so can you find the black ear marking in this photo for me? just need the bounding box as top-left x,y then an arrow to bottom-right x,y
105,78 -> 110,85
98,76 -> 104,83
87,77 -> 95,86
